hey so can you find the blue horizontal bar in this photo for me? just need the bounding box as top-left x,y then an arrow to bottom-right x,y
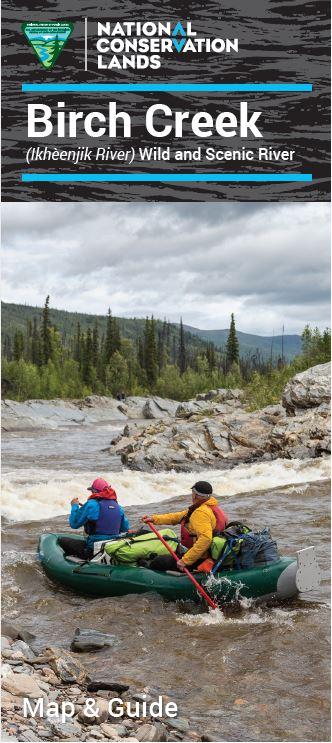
22,83 -> 312,93
22,173 -> 312,183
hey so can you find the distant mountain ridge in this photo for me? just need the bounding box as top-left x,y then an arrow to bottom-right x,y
183,325 -> 302,360
1,302 -> 302,360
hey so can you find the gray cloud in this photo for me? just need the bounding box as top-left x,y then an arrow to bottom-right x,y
2,202 -> 330,335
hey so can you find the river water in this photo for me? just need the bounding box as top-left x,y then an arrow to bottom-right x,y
1,421 -> 331,742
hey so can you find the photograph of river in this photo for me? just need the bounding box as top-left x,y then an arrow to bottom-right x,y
1,201 -> 331,742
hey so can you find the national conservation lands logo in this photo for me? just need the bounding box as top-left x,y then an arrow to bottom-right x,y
22,22 -> 73,69
97,20 -> 239,69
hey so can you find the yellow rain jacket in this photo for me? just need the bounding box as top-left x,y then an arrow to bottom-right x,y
151,496 -> 223,566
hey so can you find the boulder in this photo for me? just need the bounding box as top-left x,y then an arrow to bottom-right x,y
45,647 -> 88,684
1,690 -> 17,709
203,421 -> 231,453
1,663 -> 12,678
40,668 -> 60,685
135,723 -> 167,741
77,696 -> 109,723
228,414 -> 272,452
10,641 -> 36,660
196,388 -> 244,402
142,398 -> 179,420
270,408 -> 331,458
50,720 -> 82,740
196,389 -> 218,401
2,672 -> 44,699
87,680 -> 129,694
282,363 -> 331,413
176,402 -> 202,418
70,628 -> 118,653
132,692 -> 152,703
35,731 -> 54,741
83,726 -> 105,739
165,717 -> 189,733
100,723 -> 128,739
2,649 -> 22,661
18,732 -> 43,742
10,663 -> 34,674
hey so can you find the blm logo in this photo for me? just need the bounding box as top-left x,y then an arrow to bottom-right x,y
22,21 -> 73,69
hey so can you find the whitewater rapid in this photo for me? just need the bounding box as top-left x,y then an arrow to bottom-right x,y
2,457 -> 330,522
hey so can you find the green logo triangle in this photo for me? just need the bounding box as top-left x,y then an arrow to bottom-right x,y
22,21 -> 73,69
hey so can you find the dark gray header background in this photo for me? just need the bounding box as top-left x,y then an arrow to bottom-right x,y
2,0 -> 330,202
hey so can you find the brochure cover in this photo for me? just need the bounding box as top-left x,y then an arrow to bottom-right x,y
1,2 -> 331,743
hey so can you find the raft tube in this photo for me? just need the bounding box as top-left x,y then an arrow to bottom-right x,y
38,533 -> 320,605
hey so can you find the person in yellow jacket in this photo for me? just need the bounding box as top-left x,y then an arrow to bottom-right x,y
143,481 -> 228,572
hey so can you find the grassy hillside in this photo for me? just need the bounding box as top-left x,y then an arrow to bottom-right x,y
2,302 -> 301,361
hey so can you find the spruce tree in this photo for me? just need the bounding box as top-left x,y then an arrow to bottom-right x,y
137,336 -> 145,369
226,313 -> 240,370
26,320 -> 33,362
92,321 -> 99,366
171,335 -> 176,365
160,319 -> 169,365
104,309 -> 121,364
157,330 -> 166,373
178,318 -> 186,375
13,330 -> 24,361
74,322 -> 82,364
166,321 -> 171,362
144,316 -> 158,386
206,342 -> 216,372
104,309 -> 113,364
42,295 -> 52,365
82,329 -> 94,386
32,318 -> 42,366
105,351 -> 129,396
114,316 -> 121,353
301,325 -> 312,362
3,334 -> 12,360
322,329 -> 331,361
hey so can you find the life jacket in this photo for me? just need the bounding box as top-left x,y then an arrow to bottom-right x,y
85,487 -> 122,537
180,501 -> 228,549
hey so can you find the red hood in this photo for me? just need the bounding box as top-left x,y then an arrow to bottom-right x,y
88,486 -> 117,501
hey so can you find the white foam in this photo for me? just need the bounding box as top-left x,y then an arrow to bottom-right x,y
1,457 -> 330,522
177,604 -> 310,628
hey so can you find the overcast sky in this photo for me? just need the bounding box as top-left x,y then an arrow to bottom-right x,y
2,202 -> 330,335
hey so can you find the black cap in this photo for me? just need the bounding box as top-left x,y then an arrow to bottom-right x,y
191,481 -> 213,497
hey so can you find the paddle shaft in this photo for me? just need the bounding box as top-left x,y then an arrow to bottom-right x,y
145,520 -> 218,611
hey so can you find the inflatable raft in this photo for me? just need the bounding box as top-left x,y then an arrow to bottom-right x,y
38,533 -> 320,605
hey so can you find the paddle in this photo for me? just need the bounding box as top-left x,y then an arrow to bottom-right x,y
145,519 -> 218,611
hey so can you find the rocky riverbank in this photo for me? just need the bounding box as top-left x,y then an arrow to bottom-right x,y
110,364 -> 331,471
1,395 -> 182,432
2,364 -> 330,472
1,624 -> 203,743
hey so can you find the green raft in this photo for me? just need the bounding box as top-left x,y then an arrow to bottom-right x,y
38,533 -> 319,605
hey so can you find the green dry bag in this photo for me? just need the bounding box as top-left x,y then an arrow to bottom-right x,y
104,529 -> 178,565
